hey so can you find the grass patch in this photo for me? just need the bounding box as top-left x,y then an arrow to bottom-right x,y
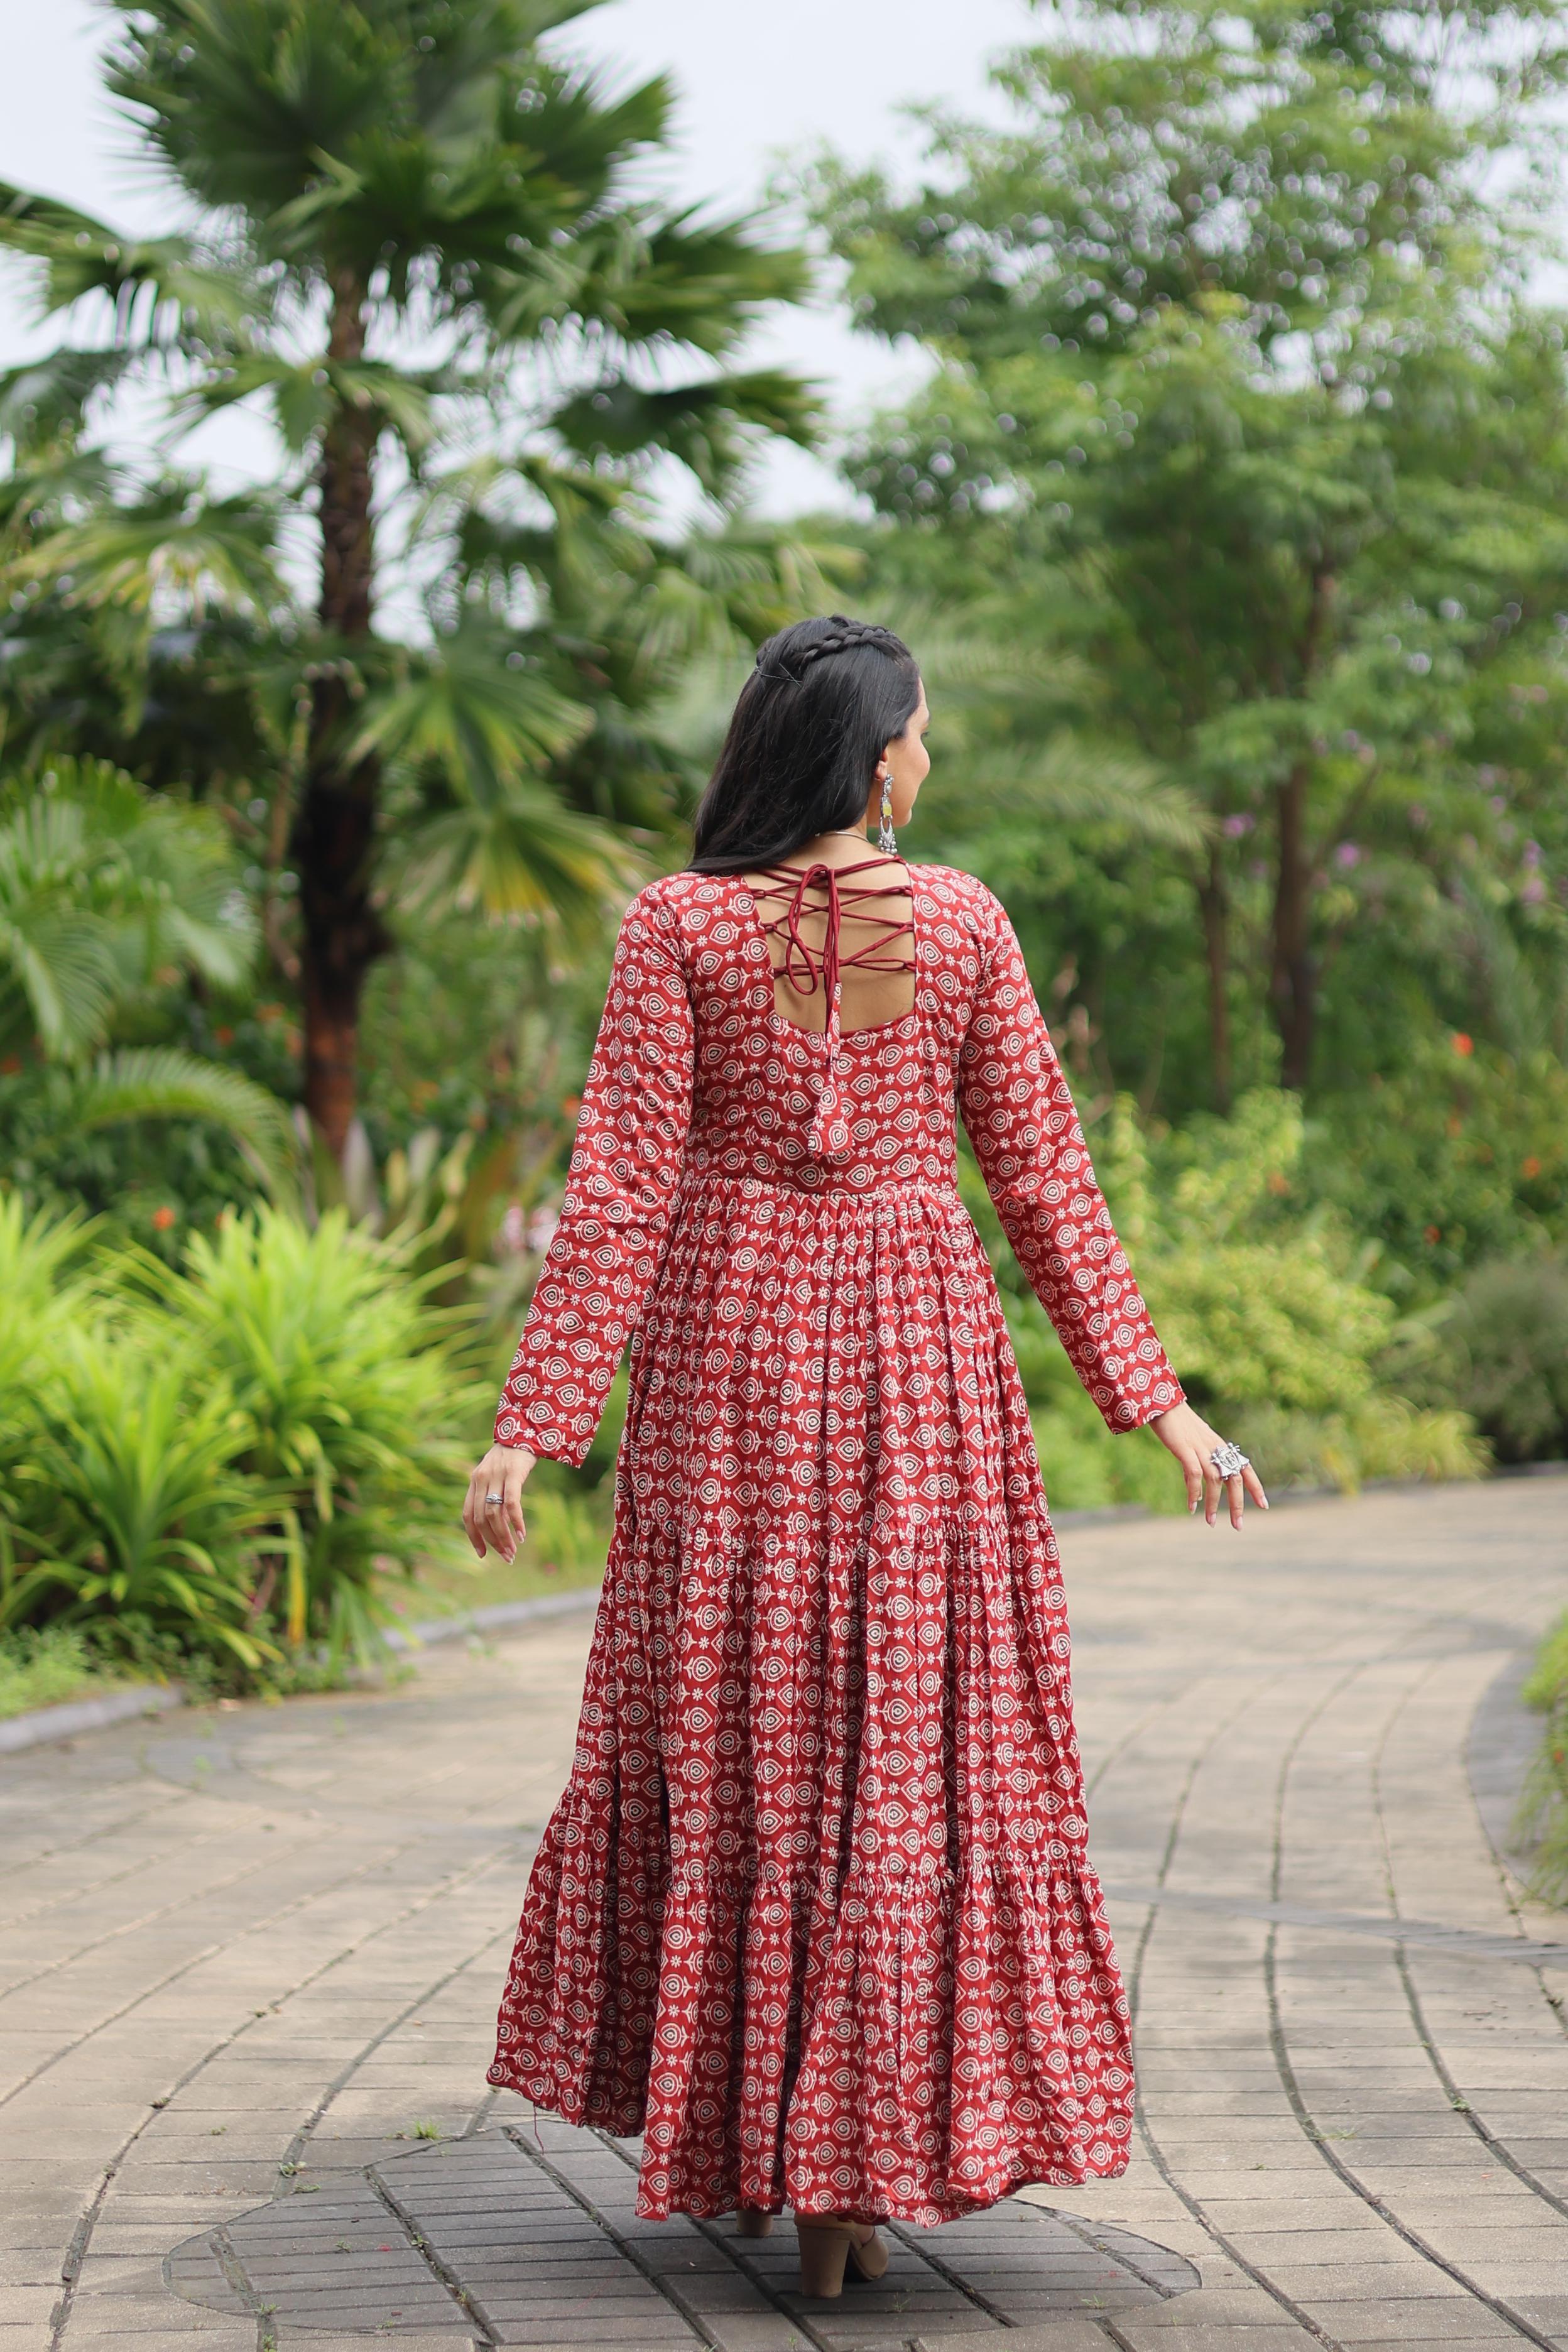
1515,1612 -> 1568,1904
0,1626 -> 143,1721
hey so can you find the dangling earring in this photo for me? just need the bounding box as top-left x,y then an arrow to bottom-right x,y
877,768 -> 897,854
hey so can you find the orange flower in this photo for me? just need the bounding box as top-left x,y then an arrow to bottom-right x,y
213,1024 -> 234,1047
1424,1224 -> 1441,1244
151,1206 -> 178,1231
1452,1031 -> 1474,1056
1523,1155 -> 1543,1179
560,1094 -> 582,1117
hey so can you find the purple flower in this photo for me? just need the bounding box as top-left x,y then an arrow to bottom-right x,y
1522,875 -> 1547,905
1222,812 -> 1255,837
1334,841 -> 1362,868
1525,840 -> 1543,867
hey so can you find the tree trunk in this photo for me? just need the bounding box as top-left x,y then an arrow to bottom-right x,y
1270,754 -> 1316,1090
292,268 -> 389,1158
1267,565 -> 1334,1094
1196,841 -> 1232,1114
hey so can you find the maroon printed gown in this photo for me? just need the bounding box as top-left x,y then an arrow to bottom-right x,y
486,864 -> 1184,2225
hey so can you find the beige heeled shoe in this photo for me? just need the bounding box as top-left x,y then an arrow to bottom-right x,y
793,2217 -> 890,2297
734,2207 -> 774,2237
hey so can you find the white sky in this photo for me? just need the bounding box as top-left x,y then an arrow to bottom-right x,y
0,0 -> 1028,520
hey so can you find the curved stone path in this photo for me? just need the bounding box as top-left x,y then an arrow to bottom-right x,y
1,1479 -> 1565,2352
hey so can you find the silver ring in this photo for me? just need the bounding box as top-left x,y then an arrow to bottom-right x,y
484,1491 -> 503,1505
1209,1441 -> 1250,1479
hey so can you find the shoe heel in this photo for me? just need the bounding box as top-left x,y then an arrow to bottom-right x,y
846,2224 -> 888,2282
795,2221 -> 852,2297
735,2207 -> 773,2238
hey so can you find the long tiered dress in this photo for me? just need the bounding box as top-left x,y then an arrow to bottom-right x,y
487,862 -> 1184,2226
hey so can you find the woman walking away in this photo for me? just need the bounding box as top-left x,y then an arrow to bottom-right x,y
464,615 -> 1266,2297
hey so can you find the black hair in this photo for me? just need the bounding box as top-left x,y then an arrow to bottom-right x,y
689,614 -> 922,873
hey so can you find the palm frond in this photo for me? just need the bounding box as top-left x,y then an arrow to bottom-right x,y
13,487 -> 285,620
349,619 -> 594,793
935,737 -> 1212,851
63,1047 -> 298,1193
394,785 -> 642,927
0,351 -> 138,450
0,182 -> 254,339
551,368 -> 824,499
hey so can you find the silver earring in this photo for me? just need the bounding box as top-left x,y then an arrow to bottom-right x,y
877,769 -> 897,854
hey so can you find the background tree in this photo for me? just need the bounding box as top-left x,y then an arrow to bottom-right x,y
810,0 -> 1568,1102
0,0 -> 822,1155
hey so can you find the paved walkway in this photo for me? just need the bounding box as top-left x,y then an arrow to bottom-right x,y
3,1481 -> 1566,2352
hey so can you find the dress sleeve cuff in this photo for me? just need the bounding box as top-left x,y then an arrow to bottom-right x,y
493,1396 -> 596,1469
1106,1371 -> 1185,1433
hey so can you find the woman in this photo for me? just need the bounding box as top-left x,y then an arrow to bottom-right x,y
465,616 -> 1266,2297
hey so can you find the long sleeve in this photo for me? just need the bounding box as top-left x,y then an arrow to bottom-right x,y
957,891 -> 1184,1432
494,886 -> 694,1466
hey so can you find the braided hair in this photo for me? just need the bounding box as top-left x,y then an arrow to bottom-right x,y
753,617 -> 905,682
691,615 -> 922,873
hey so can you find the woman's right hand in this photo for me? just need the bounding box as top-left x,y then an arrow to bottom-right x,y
462,1444 -> 536,1562
1148,1400 -> 1268,1528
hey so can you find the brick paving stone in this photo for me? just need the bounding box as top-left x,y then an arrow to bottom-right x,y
1109,2330 -> 1316,2352
911,2325 -> 1118,2352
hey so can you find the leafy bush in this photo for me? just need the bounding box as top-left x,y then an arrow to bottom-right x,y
974,1087 -> 1488,1500
4,1336 -> 273,1673
1397,1253 -> 1568,1465
0,1192 -> 483,1684
1307,1042 -> 1568,1302
0,759 -> 297,1229
133,1208 -> 484,1659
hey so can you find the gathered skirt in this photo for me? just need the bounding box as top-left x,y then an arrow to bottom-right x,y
487,1173 -> 1133,2223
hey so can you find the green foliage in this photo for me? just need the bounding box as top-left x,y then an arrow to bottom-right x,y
0,757 -> 255,1060
1113,1092 -> 1396,1413
1305,1040 -> 1568,1297
0,758 -> 298,1213
0,1625 -> 133,1721
970,1087 -> 1488,1500
0,1190 -> 482,1684
1400,1254 -> 1568,1465
1516,1613 -> 1568,1903
140,1209 -> 484,1658
810,0 -> 1568,1107
2,1337 -> 274,1672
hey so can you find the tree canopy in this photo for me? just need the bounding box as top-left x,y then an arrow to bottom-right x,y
810,0 -> 1568,1102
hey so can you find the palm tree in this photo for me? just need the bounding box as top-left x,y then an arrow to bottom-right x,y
0,0 -> 819,1156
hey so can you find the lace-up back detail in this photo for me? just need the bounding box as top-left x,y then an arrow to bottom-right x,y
745,854 -> 915,1038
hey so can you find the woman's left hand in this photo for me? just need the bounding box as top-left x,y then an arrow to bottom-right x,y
462,1442 -> 537,1562
1148,1401 -> 1268,1528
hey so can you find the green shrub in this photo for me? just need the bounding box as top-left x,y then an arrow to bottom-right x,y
1307,1042 -> 1568,1300
1399,1253 -> 1568,1465
1,1332 -> 273,1674
139,1207 -> 484,1660
0,1188 -> 486,1684
974,1088 -> 1487,1499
